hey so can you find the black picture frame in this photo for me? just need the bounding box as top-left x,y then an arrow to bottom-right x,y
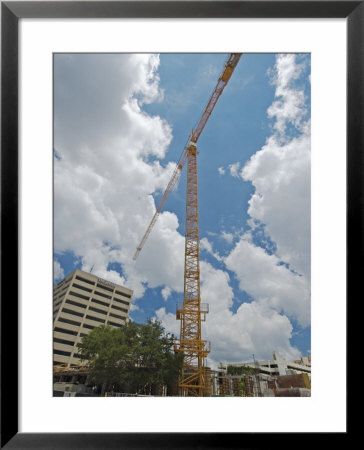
1,1 -> 357,448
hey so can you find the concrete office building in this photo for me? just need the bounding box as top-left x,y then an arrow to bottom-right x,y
53,269 -> 133,368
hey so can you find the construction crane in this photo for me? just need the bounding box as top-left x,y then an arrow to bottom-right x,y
133,53 -> 242,396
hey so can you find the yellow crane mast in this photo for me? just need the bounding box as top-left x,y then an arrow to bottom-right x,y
133,53 -> 242,396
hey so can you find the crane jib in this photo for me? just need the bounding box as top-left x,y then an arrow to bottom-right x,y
133,53 -> 242,260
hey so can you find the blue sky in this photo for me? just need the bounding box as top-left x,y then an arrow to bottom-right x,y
54,53 -> 311,368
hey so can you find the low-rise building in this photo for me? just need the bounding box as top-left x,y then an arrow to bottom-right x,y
220,351 -> 311,378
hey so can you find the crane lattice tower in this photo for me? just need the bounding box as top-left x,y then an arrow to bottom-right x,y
133,53 -> 242,396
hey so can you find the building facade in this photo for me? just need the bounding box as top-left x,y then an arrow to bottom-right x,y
53,269 -> 133,368
220,351 -> 311,378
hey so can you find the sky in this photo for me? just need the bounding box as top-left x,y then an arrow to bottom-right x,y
53,52 -> 311,369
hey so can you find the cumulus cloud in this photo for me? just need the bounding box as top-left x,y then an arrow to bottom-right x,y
54,54 -> 183,301
54,53 -> 310,368
221,231 -> 234,245
241,54 -> 310,281
161,286 -> 172,301
241,130 -> 310,280
267,54 -> 307,136
229,162 -> 241,178
225,239 -> 310,327
200,237 -> 222,261
54,260 -> 64,282
157,260 -> 301,367
157,54 -> 310,367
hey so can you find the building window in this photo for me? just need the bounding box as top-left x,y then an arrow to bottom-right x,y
54,349 -> 71,357
73,282 -> 93,293
65,299 -> 87,309
94,290 -> 111,300
109,312 -> 125,320
58,317 -> 81,327
69,290 -> 90,301
89,306 -> 107,316
96,283 -> 113,293
111,304 -> 128,314
75,275 -> 95,285
115,290 -> 131,299
82,324 -> 95,330
54,327 -> 78,336
91,298 -> 109,308
54,300 -> 62,309
108,320 -> 123,328
86,314 -> 105,324
54,337 -> 75,346
113,297 -> 129,306
61,307 -> 85,318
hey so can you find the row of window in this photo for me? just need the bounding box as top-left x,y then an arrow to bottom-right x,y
58,310 -> 127,328
53,282 -> 70,296
68,289 -> 130,307
54,337 -> 75,346
73,274 -> 131,299
73,282 -> 92,293
96,282 -> 113,293
54,320 -> 124,340
69,290 -> 89,301
54,328 -> 122,349
54,320 -> 125,358
65,299 -> 86,309
53,349 -> 82,359
64,297 -> 128,316
111,304 -> 128,314
108,320 -> 122,328
115,290 -> 131,299
75,275 -> 95,286
113,297 -> 129,306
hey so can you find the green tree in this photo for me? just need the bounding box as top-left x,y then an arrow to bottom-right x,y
77,319 -> 183,395
226,365 -> 254,376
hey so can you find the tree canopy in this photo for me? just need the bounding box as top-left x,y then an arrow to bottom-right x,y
77,319 -> 183,395
226,365 -> 255,376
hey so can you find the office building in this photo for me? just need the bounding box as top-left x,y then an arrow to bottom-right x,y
53,269 -> 133,368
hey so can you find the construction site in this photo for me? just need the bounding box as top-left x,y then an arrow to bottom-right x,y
53,351 -> 311,397
53,54 -> 311,398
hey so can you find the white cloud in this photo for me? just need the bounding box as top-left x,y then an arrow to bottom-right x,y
241,54 -> 310,281
218,167 -> 225,175
225,239 -> 310,327
54,54 -> 310,368
54,260 -> 64,282
158,260 -> 301,368
228,53 -> 311,327
201,260 -> 302,367
157,54 -> 310,367
229,162 -> 241,178
200,237 -> 222,261
161,286 -> 172,301
54,54 -> 184,302
221,231 -> 234,245
267,54 -> 306,136
242,130 -> 311,280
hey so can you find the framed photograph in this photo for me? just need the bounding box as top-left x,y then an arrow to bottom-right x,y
2,1 -> 358,447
